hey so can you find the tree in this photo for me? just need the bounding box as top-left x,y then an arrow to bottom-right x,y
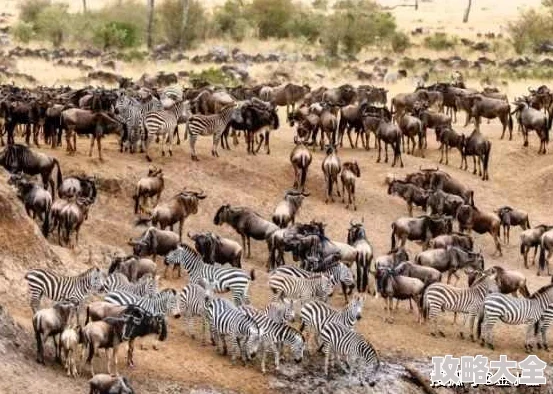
82,0 -> 87,13
147,0 -> 154,49
178,0 -> 189,47
463,0 -> 472,23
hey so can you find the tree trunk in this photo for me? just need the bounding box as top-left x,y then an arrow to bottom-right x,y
414,0 -> 418,10
82,0 -> 87,12
147,0 -> 155,49
178,0 -> 190,48
463,0 -> 472,23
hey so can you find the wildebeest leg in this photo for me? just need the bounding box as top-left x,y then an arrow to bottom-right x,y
255,133 -> 264,153
472,156 -> 477,175
346,129 -> 355,149
376,139 -> 382,163
532,245 -> 538,266
384,142 -> 389,163
335,176 -> 341,198
439,143 -> 445,164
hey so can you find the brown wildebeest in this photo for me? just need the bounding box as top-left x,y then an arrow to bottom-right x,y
428,232 -> 474,251
511,100 -> 550,154
375,117 -> 403,168
391,90 -> 430,120
495,206 -> 530,244
61,108 -> 121,161
482,266 -> 530,297
340,161 -> 360,210
390,215 -> 453,250
321,145 -> 341,203
538,229 -> 553,276
436,125 -> 465,166
467,94 -> 513,137
260,83 -> 310,118
456,203 -> 502,256
462,129 -> 491,181
310,102 -> 338,149
429,171 -> 473,204
133,166 -> 164,215
290,139 -> 312,192
387,179 -> 429,217
322,84 -> 357,106
520,225 -> 553,269
397,113 -> 424,156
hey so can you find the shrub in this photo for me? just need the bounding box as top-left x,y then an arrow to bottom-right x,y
508,8 -> 553,54
189,67 -> 238,87
391,32 -> 411,53
157,0 -> 208,49
248,0 -> 294,39
34,4 -> 71,47
288,11 -> 323,42
424,32 -> 458,51
11,22 -> 34,44
18,0 -> 51,24
212,0 -> 252,41
94,21 -> 141,50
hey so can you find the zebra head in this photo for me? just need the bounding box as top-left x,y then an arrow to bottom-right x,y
288,328 -> 305,364
245,324 -> 263,360
282,298 -> 295,323
316,274 -> 334,301
348,294 -> 365,321
88,267 -> 107,294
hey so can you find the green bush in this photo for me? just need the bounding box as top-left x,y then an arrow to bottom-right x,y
508,7 -> 553,54
34,4 -> 71,47
18,0 -> 51,23
391,32 -> 411,53
288,11 -> 323,42
248,0 -> 294,39
189,67 -> 238,88
424,32 -> 458,51
212,0 -> 252,41
94,21 -> 141,50
11,22 -> 34,44
157,0 -> 208,49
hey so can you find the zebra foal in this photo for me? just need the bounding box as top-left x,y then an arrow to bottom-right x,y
534,302 -> 553,350
268,273 -> 334,305
186,104 -> 238,161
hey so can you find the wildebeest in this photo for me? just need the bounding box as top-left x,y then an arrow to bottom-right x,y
58,197 -> 94,247
520,225 -> 553,269
429,170 -> 474,204
394,261 -> 442,285
387,179 -> 429,217
456,204 -> 502,256
337,104 -> 366,149
188,231 -> 242,268
0,144 -> 62,196
426,189 -> 464,217
436,125 -> 465,166
58,175 -> 97,202
60,324 -> 83,377
88,374 -> 135,394
322,84 -> 357,107
397,112 -> 424,156
260,83 -> 310,117
391,90 -> 430,119
466,94 -> 513,137
33,300 -> 76,364
462,129 -> 491,181
340,161 -> 360,210
376,267 -> 425,323
347,220 -> 374,293
428,232 -> 474,251
511,100 -> 551,154
128,227 -> 180,272
495,206 -> 530,244
290,139 -> 312,192
8,173 -> 51,236
136,189 -> 206,242
415,246 -> 484,284
482,266 -> 530,297
214,204 -> 279,258
321,145 -> 341,203
375,117 -> 403,168
309,102 -> 338,148
108,255 -> 157,282
133,166 -> 164,214
538,228 -> 553,276
390,215 -> 453,250
272,189 -> 308,228
229,99 -> 279,155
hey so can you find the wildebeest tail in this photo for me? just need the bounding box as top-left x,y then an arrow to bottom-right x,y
520,243 -> 525,256
42,201 -> 50,237
508,109 -> 513,132
86,339 -> 95,363
53,158 -> 63,196
300,164 -> 308,190
390,223 -> 396,249
133,193 -> 140,214
482,142 -> 491,179
476,307 -> 485,339
34,322 -> 43,360
545,116 -> 551,143
394,131 -> 402,157
539,244 -> 547,273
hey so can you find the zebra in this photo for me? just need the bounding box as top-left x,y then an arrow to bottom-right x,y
271,263 -> 354,302
205,294 -> 262,365
104,288 -> 179,317
142,100 -> 189,162
299,294 -> 364,352
535,302 -> 553,350
422,272 -> 499,339
263,299 -> 295,324
164,245 -> 254,305
178,279 -> 221,343
101,272 -> 158,296
24,267 -> 105,314
478,283 -> 553,351
186,104 -> 238,161
268,273 -> 334,305
320,322 -> 380,385
240,305 -> 305,373
115,94 -> 162,153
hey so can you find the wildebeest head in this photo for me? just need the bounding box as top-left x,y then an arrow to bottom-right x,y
284,189 -> 309,206
128,228 -> 156,256
347,219 -> 367,245
188,231 -> 215,263
177,189 -> 207,215
121,305 -> 168,342
429,215 -> 453,236
213,204 -> 232,225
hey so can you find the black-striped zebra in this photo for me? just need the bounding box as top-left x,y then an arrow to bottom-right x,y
478,283 -> 553,351
186,104 -> 238,161
205,294 -> 261,364
268,273 -> 334,305
271,263 -> 354,302
24,267 -> 105,313
102,273 -> 158,296
422,273 -> 498,339
320,322 -> 379,385
164,245 -> 254,305
104,288 -> 179,317
240,305 -> 305,373
142,100 -> 189,161
178,281 -> 223,343
263,299 -> 295,324
115,95 -> 162,153
535,303 -> 553,350
299,294 -> 364,352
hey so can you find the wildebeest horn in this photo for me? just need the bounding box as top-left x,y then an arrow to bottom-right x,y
187,231 -> 195,239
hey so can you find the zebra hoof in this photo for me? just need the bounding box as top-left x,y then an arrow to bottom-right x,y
439,331 -> 446,337
459,332 -> 464,339
430,332 -> 436,337
537,343 -> 542,350
146,156 -> 152,162
162,151 -> 166,157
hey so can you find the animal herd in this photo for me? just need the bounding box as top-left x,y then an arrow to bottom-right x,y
3,76 -> 553,392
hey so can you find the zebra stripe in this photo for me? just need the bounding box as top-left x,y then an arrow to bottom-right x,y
115,95 -> 162,152
240,305 -> 305,373
186,105 -> 237,160
165,245 -> 253,305
320,322 -> 379,384
480,284 -> 553,351
263,300 -> 295,324
25,267 -> 104,312
271,263 -> 354,289
205,295 -> 261,364
423,274 -> 498,339
102,273 -> 157,296
142,100 -> 188,159
104,288 -> 178,317
535,303 -> 553,350
300,295 -> 364,351
179,283 -> 213,342
268,273 -> 334,305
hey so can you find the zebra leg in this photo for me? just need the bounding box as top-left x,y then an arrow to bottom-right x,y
525,324 -> 535,352
212,134 -> 220,157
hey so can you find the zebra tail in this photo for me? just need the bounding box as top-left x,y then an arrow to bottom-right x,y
390,223 -> 396,250
250,269 -> 256,281
34,323 -> 43,360
86,339 -> 94,363
539,244 -> 547,272
534,320 -> 541,337
184,120 -> 189,141
420,282 -> 432,321
476,308 -> 484,339
85,306 -> 90,325
520,243 -> 525,256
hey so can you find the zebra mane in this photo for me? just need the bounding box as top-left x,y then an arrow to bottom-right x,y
530,283 -> 553,298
